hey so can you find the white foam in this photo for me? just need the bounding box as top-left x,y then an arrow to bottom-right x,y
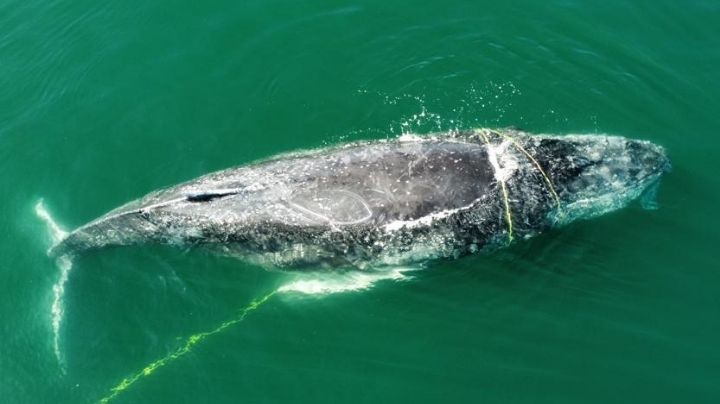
34,199 -> 71,367
51,256 -> 72,367
278,267 -> 417,295
34,199 -> 68,245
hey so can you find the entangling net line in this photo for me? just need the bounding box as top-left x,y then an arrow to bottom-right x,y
98,290 -> 278,404
490,129 -> 562,209
476,130 -> 514,244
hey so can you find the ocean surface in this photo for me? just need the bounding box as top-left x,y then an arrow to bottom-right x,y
1,1 -> 719,403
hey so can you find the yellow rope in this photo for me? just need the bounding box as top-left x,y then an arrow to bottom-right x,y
498,180 -> 513,243
491,130 -> 561,209
98,290 -> 278,404
476,129 -> 513,243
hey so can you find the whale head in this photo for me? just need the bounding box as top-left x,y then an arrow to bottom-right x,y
531,134 -> 670,225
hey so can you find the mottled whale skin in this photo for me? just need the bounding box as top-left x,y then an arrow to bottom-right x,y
51,129 -> 669,268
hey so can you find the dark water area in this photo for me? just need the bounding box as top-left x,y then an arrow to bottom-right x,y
1,1 -> 719,403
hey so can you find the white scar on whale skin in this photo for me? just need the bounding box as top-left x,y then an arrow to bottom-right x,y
34,199 -> 71,368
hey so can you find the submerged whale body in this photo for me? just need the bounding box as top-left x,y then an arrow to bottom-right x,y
51,129 -> 669,268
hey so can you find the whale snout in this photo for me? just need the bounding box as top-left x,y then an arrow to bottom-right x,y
559,135 -> 670,194
537,134 -> 670,224
626,139 -> 671,182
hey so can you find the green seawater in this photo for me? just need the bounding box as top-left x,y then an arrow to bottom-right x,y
2,1 -> 719,403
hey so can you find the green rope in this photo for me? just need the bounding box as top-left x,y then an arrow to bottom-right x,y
98,290 -> 278,404
491,129 -> 562,210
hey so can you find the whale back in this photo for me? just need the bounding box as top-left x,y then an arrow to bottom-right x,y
52,138 -> 497,258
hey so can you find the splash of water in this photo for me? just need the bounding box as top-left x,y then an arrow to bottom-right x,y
34,199 -> 68,243
34,199 -> 72,368
279,266 -> 417,295
355,81 -> 523,138
50,256 -> 72,368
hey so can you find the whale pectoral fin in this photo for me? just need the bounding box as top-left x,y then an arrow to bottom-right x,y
639,179 -> 661,210
288,189 -> 373,225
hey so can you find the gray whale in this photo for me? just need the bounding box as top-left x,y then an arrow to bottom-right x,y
51,128 -> 669,268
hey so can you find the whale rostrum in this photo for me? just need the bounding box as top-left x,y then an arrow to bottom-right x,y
51,128 -> 670,268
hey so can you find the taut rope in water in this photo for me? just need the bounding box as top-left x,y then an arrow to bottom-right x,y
98,290 -> 278,404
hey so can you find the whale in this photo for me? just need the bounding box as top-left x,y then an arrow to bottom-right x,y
49,128 -> 670,269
